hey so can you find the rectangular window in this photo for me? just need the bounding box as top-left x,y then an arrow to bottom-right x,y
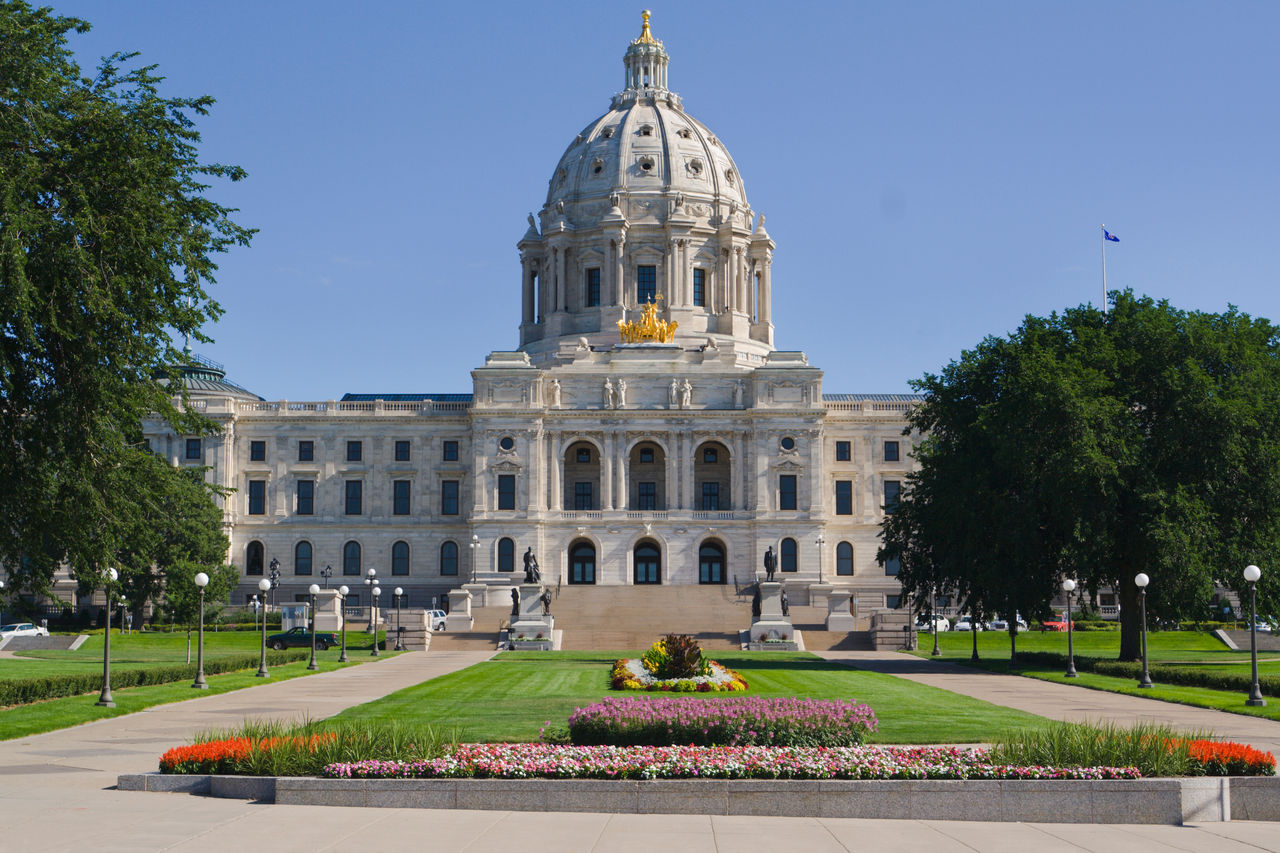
441,480 -> 459,515
345,480 -> 362,515
586,268 -> 601,307
700,482 -> 720,511
885,440 -> 900,462
497,474 -> 516,510
835,441 -> 851,462
346,592 -> 360,607
185,438 -> 202,460
636,264 -> 656,304
442,440 -> 459,461
249,440 -> 266,462
692,268 -> 706,307
395,440 -> 411,462
393,480 -> 411,515
574,482 -> 593,511
248,480 -> 266,515
884,480 -> 901,514
296,480 -> 314,515
886,594 -> 902,608
884,555 -> 901,576
835,480 -> 852,515
346,440 -> 362,462
298,440 -> 314,462
779,475 -> 797,511
637,482 -> 656,510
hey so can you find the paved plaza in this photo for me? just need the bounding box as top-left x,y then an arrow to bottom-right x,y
2,649 -> 1280,852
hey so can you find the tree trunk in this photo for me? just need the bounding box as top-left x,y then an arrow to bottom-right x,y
1118,583 -> 1142,661
971,623 -> 979,661
1008,625 -> 1018,666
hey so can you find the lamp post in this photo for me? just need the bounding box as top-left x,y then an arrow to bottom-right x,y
118,597 -> 127,635
1135,572 -> 1153,689
320,564 -> 333,589
251,594 -> 259,631
96,568 -> 119,707
1062,578 -> 1078,677
307,583 -> 320,671
192,572 -> 209,689
815,533 -> 825,584
338,585 -> 350,662
1244,565 -> 1266,706
930,586 -> 940,656
256,578 -> 271,677
268,558 -> 281,608
364,568 -> 377,633
468,533 -> 481,583
371,586 -> 382,656
393,587 -> 404,651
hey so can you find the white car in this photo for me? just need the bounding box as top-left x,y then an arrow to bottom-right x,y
914,615 -> 950,632
426,609 -> 447,631
953,616 -> 983,632
988,615 -> 1029,632
0,622 -> 48,637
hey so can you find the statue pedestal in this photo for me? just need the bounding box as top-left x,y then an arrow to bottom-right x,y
826,589 -> 855,631
445,589 -> 473,631
312,589 -> 343,632
509,584 -> 555,645
462,583 -> 490,608
746,582 -> 796,648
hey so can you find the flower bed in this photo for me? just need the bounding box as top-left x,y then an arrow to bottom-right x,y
321,743 -> 1142,781
160,733 -> 336,774
611,658 -> 747,692
569,696 -> 877,747
1187,739 -> 1276,776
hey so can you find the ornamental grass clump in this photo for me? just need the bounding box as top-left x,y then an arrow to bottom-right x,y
159,718 -> 458,776
991,720 -> 1200,778
641,634 -> 710,680
568,696 -> 878,747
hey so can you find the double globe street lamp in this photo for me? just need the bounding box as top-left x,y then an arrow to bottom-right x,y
256,577 -> 271,677
1244,564 -> 1266,707
371,586 -> 382,656
338,585 -> 350,662
96,567 -> 119,707
1061,578 -> 1078,678
393,587 -> 404,651
307,583 -> 321,671
192,572 -> 209,689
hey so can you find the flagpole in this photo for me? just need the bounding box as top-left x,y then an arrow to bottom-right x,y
1100,224 -> 1108,313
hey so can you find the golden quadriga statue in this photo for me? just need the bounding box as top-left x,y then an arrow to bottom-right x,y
618,296 -> 678,344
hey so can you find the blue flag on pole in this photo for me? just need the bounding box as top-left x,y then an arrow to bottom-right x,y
1104,229 -> 1119,242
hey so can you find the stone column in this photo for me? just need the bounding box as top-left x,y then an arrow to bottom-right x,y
617,447 -> 629,511
521,257 -> 535,325
556,247 -> 567,312
681,433 -> 695,510
732,432 -> 745,512
602,432 -> 615,510
614,238 -> 626,306
758,252 -> 772,325
663,432 -> 675,511
549,433 -> 562,511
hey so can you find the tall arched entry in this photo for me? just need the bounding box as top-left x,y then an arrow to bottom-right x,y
569,539 -> 597,584
634,541 -> 661,584
698,540 -> 726,584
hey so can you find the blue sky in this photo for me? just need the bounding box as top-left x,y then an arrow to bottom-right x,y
56,1 -> 1280,399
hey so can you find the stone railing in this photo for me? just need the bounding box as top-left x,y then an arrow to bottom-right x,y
231,399 -> 472,417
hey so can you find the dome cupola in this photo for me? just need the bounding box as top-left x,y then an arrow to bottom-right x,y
516,12 -> 776,365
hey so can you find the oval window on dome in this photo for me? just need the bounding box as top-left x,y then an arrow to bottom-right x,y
725,168 -> 736,185
592,158 -> 604,175
638,155 -> 656,174
638,124 -> 654,137
601,126 -> 615,138
687,158 -> 703,177
676,127 -> 692,139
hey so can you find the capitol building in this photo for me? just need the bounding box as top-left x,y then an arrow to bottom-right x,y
148,14 -> 918,616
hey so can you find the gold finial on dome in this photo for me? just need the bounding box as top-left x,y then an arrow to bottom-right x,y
634,10 -> 659,45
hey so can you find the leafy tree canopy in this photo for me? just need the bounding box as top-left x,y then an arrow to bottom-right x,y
0,1 -> 252,595
881,291 -> 1280,660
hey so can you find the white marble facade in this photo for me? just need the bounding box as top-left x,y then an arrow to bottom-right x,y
146,15 -> 919,612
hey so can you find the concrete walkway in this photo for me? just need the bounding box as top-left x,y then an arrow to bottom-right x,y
0,649 -> 1277,851
820,650 -> 1280,757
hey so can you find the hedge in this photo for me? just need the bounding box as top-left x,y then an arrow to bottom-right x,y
0,649 -> 310,707
1005,651 -> 1280,697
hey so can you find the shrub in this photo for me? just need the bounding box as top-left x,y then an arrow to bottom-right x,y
990,720 -> 1199,778
0,649 -> 309,707
568,696 -> 878,747
641,634 -> 709,680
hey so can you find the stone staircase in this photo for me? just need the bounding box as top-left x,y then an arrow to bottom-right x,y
427,583 -> 873,652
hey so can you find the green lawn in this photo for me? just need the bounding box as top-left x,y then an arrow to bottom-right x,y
331,650 -> 1052,744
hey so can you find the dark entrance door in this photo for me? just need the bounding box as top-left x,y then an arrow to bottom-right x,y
634,542 -> 661,584
698,541 -> 725,584
569,541 -> 596,584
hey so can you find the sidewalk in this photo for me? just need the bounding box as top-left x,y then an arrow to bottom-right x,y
819,650 -> 1280,757
0,649 -> 1277,851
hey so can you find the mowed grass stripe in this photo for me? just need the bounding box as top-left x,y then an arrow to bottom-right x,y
332,650 -> 1051,744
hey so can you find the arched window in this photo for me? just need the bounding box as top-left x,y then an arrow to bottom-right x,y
698,540 -> 726,584
634,541 -> 660,584
342,540 -> 361,575
391,541 -> 410,576
294,541 -> 313,575
246,540 -> 264,576
498,537 -> 515,572
836,541 -> 853,576
781,537 -> 798,573
570,540 -> 596,584
440,541 -> 458,576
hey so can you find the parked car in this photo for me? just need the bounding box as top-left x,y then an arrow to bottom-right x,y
914,615 -> 950,632
1042,613 -> 1071,631
987,615 -> 1029,632
0,622 -> 48,638
952,616 -> 983,632
266,627 -> 339,651
426,609 -> 447,631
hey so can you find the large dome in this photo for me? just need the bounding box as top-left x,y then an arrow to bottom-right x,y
516,12 -> 776,364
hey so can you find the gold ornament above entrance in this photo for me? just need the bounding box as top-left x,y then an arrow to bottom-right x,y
618,296 -> 679,344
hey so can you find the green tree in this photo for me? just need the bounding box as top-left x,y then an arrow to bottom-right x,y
0,1 -> 252,595
882,291 -> 1280,660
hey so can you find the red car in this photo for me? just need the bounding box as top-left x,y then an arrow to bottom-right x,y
1042,614 -> 1071,631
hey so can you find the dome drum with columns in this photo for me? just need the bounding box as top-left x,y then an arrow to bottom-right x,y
519,11 -> 776,366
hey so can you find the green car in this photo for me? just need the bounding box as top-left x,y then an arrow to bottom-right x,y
266,627 -> 339,651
